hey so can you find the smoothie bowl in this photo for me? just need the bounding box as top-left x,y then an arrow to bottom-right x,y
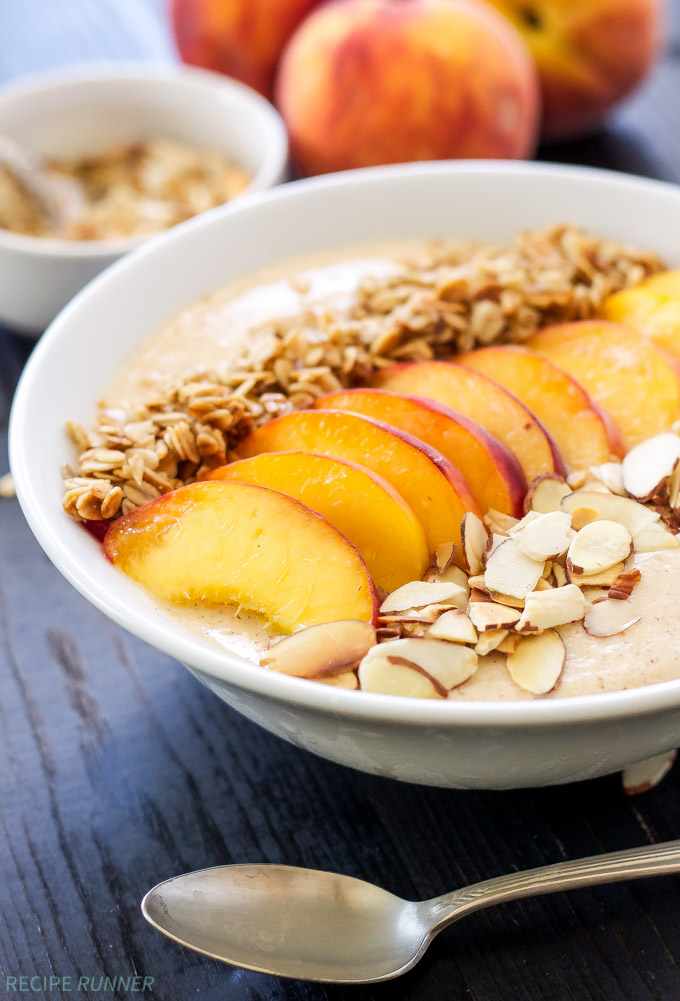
11,161 -> 680,789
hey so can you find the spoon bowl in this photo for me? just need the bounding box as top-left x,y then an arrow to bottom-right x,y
142,840 -> 680,984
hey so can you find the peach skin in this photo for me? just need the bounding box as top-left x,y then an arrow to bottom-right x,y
104,480 -> 377,632
275,0 -> 539,175
237,409 -> 479,557
171,0 -> 319,98
314,388 -> 526,517
526,320 -> 680,449
487,0 -> 664,140
601,271 -> 680,363
458,345 -> 624,469
372,361 -> 565,483
206,451 -> 429,592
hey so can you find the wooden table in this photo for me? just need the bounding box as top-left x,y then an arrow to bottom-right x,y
3,3 -> 680,999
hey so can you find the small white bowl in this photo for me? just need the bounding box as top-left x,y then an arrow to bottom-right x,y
0,63 -> 288,335
11,161 -> 680,789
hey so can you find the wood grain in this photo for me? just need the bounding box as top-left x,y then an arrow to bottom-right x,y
3,2 -> 680,999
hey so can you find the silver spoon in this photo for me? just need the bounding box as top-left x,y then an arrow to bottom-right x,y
142,839 -> 680,984
0,133 -> 85,228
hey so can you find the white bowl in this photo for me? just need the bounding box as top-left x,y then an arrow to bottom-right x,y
10,161 -> 680,789
0,63 -> 288,335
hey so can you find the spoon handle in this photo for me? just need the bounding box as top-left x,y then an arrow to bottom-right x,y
427,838 -> 680,932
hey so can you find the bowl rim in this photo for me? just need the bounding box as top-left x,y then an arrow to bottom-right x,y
0,61 -> 288,258
11,157 -> 680,730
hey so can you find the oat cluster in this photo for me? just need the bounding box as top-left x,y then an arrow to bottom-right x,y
62,224 -> 663,524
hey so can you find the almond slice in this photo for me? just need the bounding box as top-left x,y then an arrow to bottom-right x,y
622,751 -> 677,795
566,470 -> 587,489
261,620 -> 376,678
461,512 -> 488,576
561,490 -> 660,535
425,564 -> 470,589
508,510 -> 543,534
589,462 -> 626,496
584,599 -> 641,637
567,520 -> 632,575
426,609 -> 477,644
553,563 -> 567,587
632,522 -> 680,553
566,561 -> 626,587
433,541 -> 457,574
318,671 -> 359,689
359,637 -> 477,696
524,474 -> 572,514
487,590 -> 526,608
506,629 -> 565,695
516,585 -> 586,632
380,580 -> 467,613
622,432 -> 680,501
497,633 -> 520,654
482,533 -> 507,567
668,462 -> 680,509
569,505 -> 600,531
483,509 -> 519,535
608,568 -> 642,601
484,537 -> 545,599
468,601 -> 522,632
358,650 -> 443,699
475,629 -> 509,656
513,510 -> 574,562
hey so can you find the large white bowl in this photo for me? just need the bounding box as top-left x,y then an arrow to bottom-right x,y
0,64 -> 288,334
10,161 -> 680,789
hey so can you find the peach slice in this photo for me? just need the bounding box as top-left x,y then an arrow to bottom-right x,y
601,272 -> 680,362
104,480 -> 378,632
526,320 -> 680,449
458,345 -> 623,469
372,361 -> 564,482
237,410 -> 479,555
206,451 -> 429,592
314,388 -> 526,517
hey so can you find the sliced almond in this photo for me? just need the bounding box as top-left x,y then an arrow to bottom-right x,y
524,474 -> 572,514
358,650 -> 443,699
425,563 -> 470,589
359,637 -> 477,696
261,620 -> 376,678
318,671 -> 359,689
461,511 -> 488,576
584,599 -> 641,637
433,541 -> 457,574
608,568 -> 642,601
475,629 -> 509,656
516,585 -> 586,632
482,533 -> 507,567
508,510 -> 543,534
566,561 -> 625,587
467,574 -> 488,591
569,505 -> 601,531
553,563 -> 567,587
561,490 -> 660,535
468,601 -> 522,632
668,462 -> 680,509
513,510 -> 574,562
483,509 -> 519,535
506,629 -> 565,695
567,520 -> 632,575
622,751 -> 677,795
487,590 -> 526,608
632,522 -> 680,553
426,609 -> 477,644
622,432 -> 680,501
534,577 -> 553,591
589,462 -> 626,496
416,602 -> 461,622
380,580 -> 467,613
566,470 -> 587,489
484,537 -> 545,599
496,633 -> 520,654
376,626 -> 402,641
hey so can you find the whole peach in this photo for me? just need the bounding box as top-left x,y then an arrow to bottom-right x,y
487,0 -> 666,140
275,0 -> 540,176
171,0 -> 319,99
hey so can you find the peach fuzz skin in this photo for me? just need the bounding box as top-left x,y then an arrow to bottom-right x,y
275,0 -> 540,176
237,409 -> 479,559
171,0 -> 318,98
487,0 -> 664,140
314,387 -> 526,517
206,450 -> 430,592
104,479 -> 378,632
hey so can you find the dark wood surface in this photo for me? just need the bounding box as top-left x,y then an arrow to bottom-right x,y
3,3 -> 680,999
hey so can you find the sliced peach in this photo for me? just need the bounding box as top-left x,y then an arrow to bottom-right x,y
601,272 -> 680,363
104,480 -> 377,632
237,410 -> 479,556
372,361 -> 564,482
314,388 -> 525,517
206,451 -> 429,592
458,345 -> 624,469
526,320 -> 680,449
